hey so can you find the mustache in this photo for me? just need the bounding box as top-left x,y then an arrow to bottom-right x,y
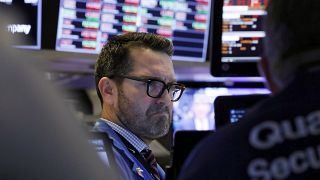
146,104 -> 170,116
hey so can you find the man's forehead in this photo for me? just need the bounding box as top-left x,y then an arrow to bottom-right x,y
128,48 -> 176,81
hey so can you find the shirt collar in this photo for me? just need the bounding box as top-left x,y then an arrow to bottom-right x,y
100,118 -> 149,153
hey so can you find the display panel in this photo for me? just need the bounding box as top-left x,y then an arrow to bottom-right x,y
172,85 -> 270,133
55,0 -> 211,62
210,0 -> 268,76
171,130 -> 213,179
0,0 -> 42,49
88,132 -> 120,178
214,94 -> 269,128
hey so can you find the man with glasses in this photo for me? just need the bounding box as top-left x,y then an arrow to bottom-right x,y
94,32 -> 185,180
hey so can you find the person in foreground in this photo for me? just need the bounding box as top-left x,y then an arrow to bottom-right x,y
179,0 -> 320,179
94,32 -> 185,180
0,16 -> 116,180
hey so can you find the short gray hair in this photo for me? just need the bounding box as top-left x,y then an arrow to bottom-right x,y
264,0 -> 320,86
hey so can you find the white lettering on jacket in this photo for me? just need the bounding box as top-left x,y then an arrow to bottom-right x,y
247,110 -> 320,179
249,110 -> 320,150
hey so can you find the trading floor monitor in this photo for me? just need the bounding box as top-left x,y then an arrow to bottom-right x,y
214,94 -> 269,128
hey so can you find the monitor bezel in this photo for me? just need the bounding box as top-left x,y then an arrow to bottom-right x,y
1,0 -> 42,50
214,94 -> 269,128
209,0 -> 262,77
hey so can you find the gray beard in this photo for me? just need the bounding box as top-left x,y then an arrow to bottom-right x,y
116,87 -> 171,140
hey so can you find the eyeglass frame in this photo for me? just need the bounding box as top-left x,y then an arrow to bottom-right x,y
108,74 -> 186,102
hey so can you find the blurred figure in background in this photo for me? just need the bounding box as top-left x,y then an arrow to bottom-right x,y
175,90 -> 215,131
0,8 -> 117,180
179,0 -> 320,179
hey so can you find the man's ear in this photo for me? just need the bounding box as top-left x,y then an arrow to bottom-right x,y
98,77 -> 116,105
258,57 -> 279,94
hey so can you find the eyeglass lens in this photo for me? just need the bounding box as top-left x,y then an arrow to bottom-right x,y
147,80 -> 183,101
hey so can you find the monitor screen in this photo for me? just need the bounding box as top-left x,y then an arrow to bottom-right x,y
170,130 -> 213,179
88,132 -> 120,178
172,86 -> 270,133
210,0 -> 268,76
214,94 -> 269,128
1,0 -> 42,49
88,135 -> 110,166
55,0 -> 211,62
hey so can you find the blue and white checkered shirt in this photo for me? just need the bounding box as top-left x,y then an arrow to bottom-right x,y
100,118 -> 149,153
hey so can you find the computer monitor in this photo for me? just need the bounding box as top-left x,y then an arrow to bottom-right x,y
1,0 -> 42,49
169,130 -> 213,179
88,132 -> 120,179
210,0 -> 268,76
55,0 -> 212,62
172,83 -> 270,134
214,94 -> 269,129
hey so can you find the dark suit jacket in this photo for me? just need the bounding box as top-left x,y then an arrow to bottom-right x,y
179,69 -> 320,180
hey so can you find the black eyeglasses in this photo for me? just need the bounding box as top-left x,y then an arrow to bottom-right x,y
109,75 -> 186,102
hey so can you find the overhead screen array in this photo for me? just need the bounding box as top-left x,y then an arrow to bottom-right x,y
211,0 -> 268,76
55,0 -> 211,62
0,0 -> 42,49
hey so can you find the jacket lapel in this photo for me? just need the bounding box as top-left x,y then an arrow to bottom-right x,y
93,120 -> 154,179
